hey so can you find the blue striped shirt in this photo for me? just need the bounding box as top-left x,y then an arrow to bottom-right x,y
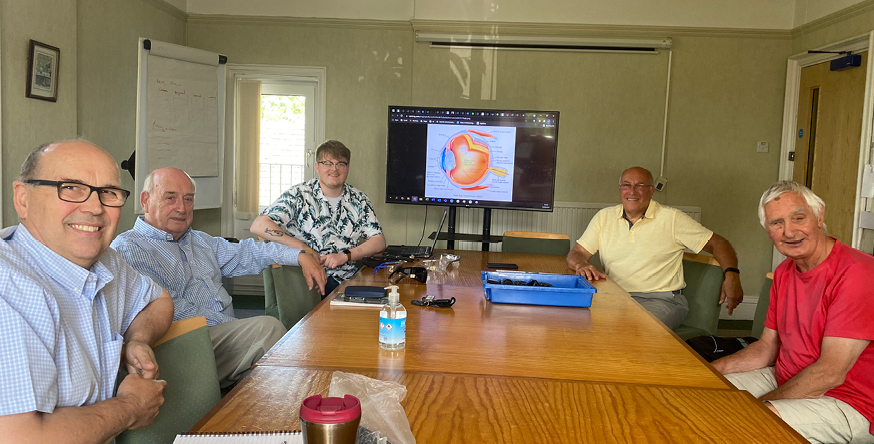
0,224 -> 162,417
112,217 -> 302,327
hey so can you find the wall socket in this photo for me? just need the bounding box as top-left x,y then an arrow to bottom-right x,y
757,141 -> 769,153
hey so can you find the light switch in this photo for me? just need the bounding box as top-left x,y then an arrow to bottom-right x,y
757,141 -> 769,153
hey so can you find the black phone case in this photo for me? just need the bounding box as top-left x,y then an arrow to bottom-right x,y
344,286 -> 388,298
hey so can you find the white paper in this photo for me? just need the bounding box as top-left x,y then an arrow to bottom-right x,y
147,54 -> 220,177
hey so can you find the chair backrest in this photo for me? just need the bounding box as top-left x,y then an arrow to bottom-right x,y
751,273 -> 774,339
679,252 -> 724,336
502,231 -> 571,256
117,316 -> 221,444
263,264 -> 322,329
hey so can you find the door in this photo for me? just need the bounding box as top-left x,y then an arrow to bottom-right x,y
258,82 -> 317,212
230,77 -> 319,241
793,52 -> 867,244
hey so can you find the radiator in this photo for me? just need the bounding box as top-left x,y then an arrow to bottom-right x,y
453,202 -> 701,251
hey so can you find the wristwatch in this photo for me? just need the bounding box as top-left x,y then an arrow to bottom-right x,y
343,249 -> 352,262
723,267 -> 740,275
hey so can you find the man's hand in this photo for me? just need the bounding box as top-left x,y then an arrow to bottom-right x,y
124,340 -> 159,379
299,252 -> 327,295
322,252 -> 349,269
575,264 -> 606,282
116,374 -> 167,429
720,272 -> 743,316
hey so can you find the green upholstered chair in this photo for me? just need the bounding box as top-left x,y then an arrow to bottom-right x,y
502,231 -> 571,256
263,263 -> 322,329
673,252 -> 724,340
116,316 -> 221,444
751,273 -> 774,339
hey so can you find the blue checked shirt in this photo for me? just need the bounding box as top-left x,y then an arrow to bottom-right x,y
0,224 -> 162,417
262,178 -> 383,281
112,217 -> 302,327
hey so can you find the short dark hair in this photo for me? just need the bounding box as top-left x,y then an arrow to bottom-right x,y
18,142 -> 56,182
316,140 -> 351,163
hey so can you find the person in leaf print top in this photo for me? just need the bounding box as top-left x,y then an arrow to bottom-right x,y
252,140 -> 385,296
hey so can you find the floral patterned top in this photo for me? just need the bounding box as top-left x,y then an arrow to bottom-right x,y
261,178 -> 383,281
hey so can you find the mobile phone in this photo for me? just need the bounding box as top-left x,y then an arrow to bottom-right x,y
487,262 -> 518,269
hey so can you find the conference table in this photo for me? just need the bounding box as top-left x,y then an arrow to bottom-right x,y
192,250 -> 805,443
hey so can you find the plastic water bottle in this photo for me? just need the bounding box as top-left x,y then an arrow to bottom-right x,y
379,285 -> 406,350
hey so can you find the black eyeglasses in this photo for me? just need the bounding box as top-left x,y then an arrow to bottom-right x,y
316,160 -> 349,169
25,180 -> 131,207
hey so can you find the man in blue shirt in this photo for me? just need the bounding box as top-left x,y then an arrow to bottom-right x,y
113,167 -> 326,388
0,140 -> 175,443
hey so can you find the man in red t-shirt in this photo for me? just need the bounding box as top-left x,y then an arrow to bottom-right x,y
712,181 -> 874,444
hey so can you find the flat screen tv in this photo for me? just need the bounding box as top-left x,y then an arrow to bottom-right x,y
386,106 -> 559,212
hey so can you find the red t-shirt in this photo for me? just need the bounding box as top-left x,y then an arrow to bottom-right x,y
766,240 -> 874,434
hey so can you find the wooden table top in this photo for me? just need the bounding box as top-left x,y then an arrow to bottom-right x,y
260,282 -> 729,389
190,250 -> 805,443
193,366 -> 805,443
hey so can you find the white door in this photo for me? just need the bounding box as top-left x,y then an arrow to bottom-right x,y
229,76 -> 321,241
258,81 -> 317,212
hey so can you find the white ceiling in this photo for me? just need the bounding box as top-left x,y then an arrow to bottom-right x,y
179,0 -> 867,29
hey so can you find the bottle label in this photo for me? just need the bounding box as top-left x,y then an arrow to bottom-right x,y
379,316 -> 406,345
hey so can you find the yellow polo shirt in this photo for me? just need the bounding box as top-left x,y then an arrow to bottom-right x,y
577,201 -> 713,293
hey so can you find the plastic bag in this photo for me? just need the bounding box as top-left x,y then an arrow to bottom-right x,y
328,371 -> 416,444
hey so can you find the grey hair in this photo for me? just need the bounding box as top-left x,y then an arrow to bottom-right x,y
758,180 -> 825,228
142,169 -> 197,194
19,138 -> 112,182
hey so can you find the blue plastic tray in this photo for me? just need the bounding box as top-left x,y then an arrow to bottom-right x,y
482,271 -> 596,308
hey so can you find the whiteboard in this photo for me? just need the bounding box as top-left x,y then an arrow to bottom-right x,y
135,38 -> 227,212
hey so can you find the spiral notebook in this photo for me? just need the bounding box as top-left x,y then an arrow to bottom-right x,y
172,432 -> 302,443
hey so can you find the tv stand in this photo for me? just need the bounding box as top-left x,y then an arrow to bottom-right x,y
429,207 -> 502,251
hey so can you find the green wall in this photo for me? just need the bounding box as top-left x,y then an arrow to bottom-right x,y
1,0 -> 78,226
187,18 -> 791,297
77,0 -> 187,233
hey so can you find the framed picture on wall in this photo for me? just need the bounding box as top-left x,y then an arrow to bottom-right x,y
26,40 -> 60,102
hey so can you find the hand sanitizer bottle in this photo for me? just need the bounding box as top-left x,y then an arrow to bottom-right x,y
379,285 -> 406,350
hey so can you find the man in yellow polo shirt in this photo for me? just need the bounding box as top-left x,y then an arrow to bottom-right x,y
567,167 -> 743,329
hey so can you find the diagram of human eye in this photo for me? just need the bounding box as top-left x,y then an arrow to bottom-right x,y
439,130 -> 507,191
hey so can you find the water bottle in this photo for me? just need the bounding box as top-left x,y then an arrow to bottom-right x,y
379,285 -> 406,350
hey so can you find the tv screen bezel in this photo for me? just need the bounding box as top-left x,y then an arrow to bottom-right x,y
384,105 -> 560,213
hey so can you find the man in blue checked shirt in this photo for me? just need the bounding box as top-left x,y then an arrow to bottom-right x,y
0,140 -> 175,443
112,167 -> 326,388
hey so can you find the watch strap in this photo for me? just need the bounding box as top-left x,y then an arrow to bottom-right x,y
723,267 -> 740,275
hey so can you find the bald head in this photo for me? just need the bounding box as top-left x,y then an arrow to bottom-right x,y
20,139 -> 120,183
13,140 -> 124,268
619,167 -> 654,186
141,168 -> 196,241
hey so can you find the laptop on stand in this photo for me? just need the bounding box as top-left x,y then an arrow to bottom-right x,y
384,208 -> 448,258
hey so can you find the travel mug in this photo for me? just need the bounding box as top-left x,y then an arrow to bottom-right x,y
300,394 -> 362,444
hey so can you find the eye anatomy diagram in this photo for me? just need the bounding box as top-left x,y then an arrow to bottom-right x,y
425,124 -> 516,202
440,130 -> 507,190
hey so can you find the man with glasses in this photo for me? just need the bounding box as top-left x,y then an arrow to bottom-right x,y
567,166 -> 743,329
0,140 -> 174,442
251,140 -> 385,296
113,167 -> 325,388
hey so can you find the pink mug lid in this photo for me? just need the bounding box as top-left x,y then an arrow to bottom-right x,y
300,395 -> 361,424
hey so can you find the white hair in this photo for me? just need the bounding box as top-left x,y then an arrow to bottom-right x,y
758,181 -> 825,228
